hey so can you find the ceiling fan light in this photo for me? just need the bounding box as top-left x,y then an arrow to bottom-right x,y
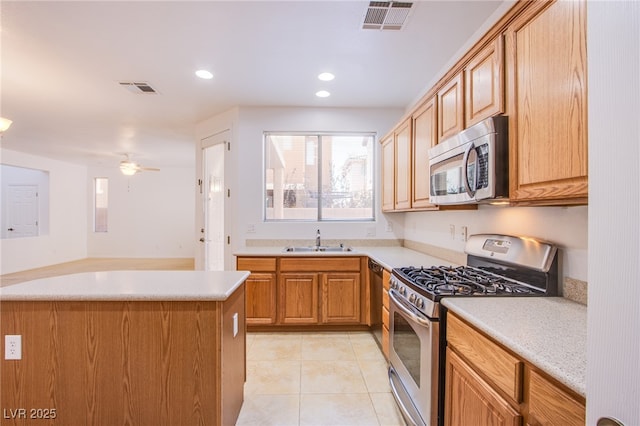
120,163 -> 138,176
0,117 -> 13,133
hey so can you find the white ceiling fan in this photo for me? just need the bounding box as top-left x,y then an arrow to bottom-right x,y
119,154 -> 160,176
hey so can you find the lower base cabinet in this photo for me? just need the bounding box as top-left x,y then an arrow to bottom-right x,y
445,348 -> 522,426
445,313 -> 585,426
238,256 -> 366,327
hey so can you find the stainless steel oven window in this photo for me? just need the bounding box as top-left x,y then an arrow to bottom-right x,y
393,310 -> 422,384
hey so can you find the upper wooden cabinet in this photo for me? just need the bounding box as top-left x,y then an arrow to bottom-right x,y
437,72 -> 464,142
381,0 -> 587,207
381,135 -> 395,212
464,36 -> 505,127
505,0 -> 588,205
394,118 -> 412,210
412,98 -> 438,210
381,119 -> 412,212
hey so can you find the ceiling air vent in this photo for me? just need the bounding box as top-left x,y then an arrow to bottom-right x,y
362,1 -> 413,31
119,81 -> 159,94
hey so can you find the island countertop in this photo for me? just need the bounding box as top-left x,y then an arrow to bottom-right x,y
0,270 -> 250,301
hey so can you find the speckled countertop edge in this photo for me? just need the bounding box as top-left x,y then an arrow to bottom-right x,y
0,270 -> 251,301
442,297 -> 587,397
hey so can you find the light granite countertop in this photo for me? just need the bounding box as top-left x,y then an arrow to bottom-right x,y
234,245 -> 458,271
442,297 -> 587,397
0,270 -> 250,301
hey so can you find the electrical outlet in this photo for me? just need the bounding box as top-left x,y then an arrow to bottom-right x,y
5,335 -> 22,360
459,226 -> 468,242
449,224 -> 456,240
232,313 -> 239,337
246,224 -> 256,233
385,221 -> 393,232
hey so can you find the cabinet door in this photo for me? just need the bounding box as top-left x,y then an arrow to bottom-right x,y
412,97 -> 438,209
505,0 -> 588,204
245,273 -> 277,325
278,273 -> 319,324
381,135 -> 395,212
321,272 -> 361,324
527,369 -> 585,426
465,36 -> 504,127
438,72 -> 464,142
445,348 -> 522,426
394,118 -> 412,210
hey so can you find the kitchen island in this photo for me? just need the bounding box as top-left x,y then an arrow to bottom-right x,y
0,270 -> 249,426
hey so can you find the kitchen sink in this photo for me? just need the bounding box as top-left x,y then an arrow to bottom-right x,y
283,246 -> 353,253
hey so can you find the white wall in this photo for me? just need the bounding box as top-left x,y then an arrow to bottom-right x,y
233,106 -> 404,244
401,205 -> 588,282
0,149 -> 87,274
87,165 -> 195,258
586,1 -> 640,424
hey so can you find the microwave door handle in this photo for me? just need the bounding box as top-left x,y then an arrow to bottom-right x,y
462,142 -> 477,198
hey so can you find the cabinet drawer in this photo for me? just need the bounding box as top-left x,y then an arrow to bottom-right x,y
237,257 -> 276,272
382,269 -> 391,291
447,314 -> 523,402
382,288 -> 389,310
528,369 -> 585,426
280,257 -> 360,272
382,306 -> 389,329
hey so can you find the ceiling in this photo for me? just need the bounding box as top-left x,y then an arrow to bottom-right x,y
1,0 -> 505,170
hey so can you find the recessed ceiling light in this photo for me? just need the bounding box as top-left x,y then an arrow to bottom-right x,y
316,90 -> 331,98
195,70 -> 213,79
318,72 -> 335,81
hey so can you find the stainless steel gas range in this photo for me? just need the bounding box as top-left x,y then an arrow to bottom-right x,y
387,234 -> 559,426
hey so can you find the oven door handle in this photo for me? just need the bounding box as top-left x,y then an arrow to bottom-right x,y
389,289 -> 431,328
462,141 -> 477,198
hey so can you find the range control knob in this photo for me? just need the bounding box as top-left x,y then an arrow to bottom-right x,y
409,294 -> 416,304
416,298 -> 424,309
399,286 -> 406,296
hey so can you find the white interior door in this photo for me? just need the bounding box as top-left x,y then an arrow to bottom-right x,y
202,133 -> 227,271
5,185 -> 39,238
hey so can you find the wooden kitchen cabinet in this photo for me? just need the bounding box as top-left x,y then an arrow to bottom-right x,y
527,368 -> 586,426
237,257 -> 277,325
445,348 -> 522,426
411,97 -> 439,210
262,256 -> 365,326
381,268 -> 391,359
437,72 -> 464,142
505,0 -> 588,205
279,272 -> 319,324
322,273 -> 361,324
381,134 -> 395,212
464,36 -> 505,127
445,313 -> 585,426
394,118 -> 412,210
380,119 -> 412,212
238,256 -> 366,328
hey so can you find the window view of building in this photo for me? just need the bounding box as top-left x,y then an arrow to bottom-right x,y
265,133 -> 375,221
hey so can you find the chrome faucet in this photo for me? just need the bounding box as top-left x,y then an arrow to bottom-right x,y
315,229 -> 321,248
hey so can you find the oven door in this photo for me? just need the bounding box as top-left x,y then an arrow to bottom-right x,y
388,289 -> 439,426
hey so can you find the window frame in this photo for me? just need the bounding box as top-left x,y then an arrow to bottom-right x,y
263,131 -> 377,222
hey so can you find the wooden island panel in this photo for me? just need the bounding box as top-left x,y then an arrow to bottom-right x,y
1,286 -> 245,426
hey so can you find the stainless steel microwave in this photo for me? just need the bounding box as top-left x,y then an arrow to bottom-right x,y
428,115 -> 508,205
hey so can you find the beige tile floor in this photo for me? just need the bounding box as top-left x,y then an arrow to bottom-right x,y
236,331 -> 406,426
